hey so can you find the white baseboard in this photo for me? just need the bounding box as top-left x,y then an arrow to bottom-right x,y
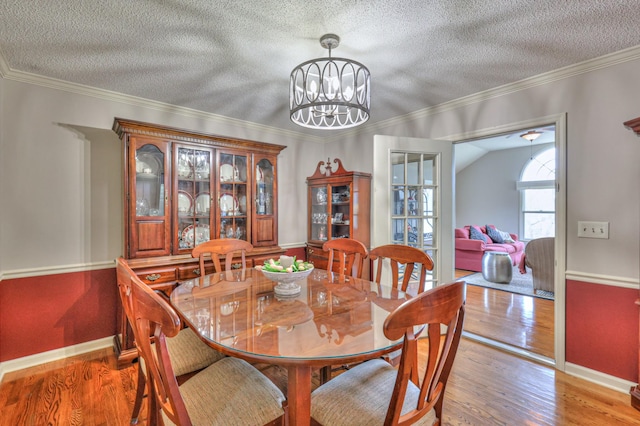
565,362 -> 637,394
0,336 -> 114,383
463,333 -> 636,396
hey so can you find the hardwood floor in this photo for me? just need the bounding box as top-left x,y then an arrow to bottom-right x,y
0,348 -> 137,426
2,339 -> 639,425
456,269 -> 555,358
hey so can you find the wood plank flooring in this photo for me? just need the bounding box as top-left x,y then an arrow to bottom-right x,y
2,339 -> 639,425
457,269 -> 555,358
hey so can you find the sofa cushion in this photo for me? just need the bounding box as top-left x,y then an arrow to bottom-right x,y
469,225 -> 491,243
455,228 -> 469,239
508,240 -> 525,252
485,244 -> 512,254
486,225 -> 504,243
456,238 -> 486,251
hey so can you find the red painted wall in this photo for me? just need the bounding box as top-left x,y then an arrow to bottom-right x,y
3,259 -> 637,387
0,268 -> 118,362
566,280 -> 638,382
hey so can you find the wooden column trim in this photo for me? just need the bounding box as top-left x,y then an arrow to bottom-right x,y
633,298 -> 640,411
626,118 -> 640,410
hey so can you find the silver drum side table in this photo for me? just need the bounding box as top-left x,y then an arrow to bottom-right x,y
482,252 -> 512,284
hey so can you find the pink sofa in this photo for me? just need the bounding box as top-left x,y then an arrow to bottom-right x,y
455,225 -> 525,272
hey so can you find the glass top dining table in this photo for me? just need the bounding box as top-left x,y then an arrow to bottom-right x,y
170,267 -> 413,426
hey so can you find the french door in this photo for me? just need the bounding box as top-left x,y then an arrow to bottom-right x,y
372,135 -> 454,288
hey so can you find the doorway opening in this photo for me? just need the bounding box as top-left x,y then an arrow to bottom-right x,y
452,114 -> 566,367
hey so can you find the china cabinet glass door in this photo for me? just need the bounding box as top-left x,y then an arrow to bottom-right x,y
218,151 -> 248,241
253,156 -> 277,246
309,185 -> 329,243
175,145 -> 213,252
136,144 -> 165,217
129,138 -> 170,258
329,183 -> 351,239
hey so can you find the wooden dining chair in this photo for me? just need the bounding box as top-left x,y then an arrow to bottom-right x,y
370,244 -> 434,294
323,238 -> 369,279
311,281 -> 466,426
128,267 -> 287,426
116,257 -> 225,425
368,244 -> 435,366
191,238 -> 253,275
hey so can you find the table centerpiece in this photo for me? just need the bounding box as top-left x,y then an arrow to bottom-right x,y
256,255 -> 314,296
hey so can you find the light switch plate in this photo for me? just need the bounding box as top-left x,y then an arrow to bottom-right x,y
578,221 -> 609,239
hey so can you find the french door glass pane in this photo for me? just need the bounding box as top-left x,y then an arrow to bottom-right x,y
391,153 -> 405,184
390,151 -> 439,288
407,153 -> 422,185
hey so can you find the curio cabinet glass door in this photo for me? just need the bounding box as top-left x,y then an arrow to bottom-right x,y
217,150 -> 249,242
127,137 -> 171,258
253,155 -> 278,246
174,144 -> 213,253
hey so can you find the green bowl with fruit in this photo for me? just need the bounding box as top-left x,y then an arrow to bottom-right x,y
256,256 -> 314,284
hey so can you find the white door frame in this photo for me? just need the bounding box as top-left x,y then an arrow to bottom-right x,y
443,113 -> 567,370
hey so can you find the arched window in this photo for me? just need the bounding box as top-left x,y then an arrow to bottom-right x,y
517,147 -> 555,239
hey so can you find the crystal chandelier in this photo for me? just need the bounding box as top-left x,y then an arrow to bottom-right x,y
290,34 -> 371,130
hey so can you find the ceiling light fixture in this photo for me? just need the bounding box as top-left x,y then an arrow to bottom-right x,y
520,130 -> 542,142
290,34 -> 370,130
520,130 -> 543,160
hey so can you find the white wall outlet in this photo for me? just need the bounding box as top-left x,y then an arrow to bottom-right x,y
577,221 -> 609,239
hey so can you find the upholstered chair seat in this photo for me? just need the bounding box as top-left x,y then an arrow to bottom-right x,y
160,327 -> 225,377
311,358 -> 437,426
310,281 -> 466,426
116,257 -> 225,425
161,356 -> 286,426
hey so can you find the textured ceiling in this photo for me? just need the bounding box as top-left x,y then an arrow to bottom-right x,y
1,1 -> 640,136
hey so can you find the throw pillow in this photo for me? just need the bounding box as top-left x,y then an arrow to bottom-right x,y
486,225 -> 504,243
487,224 -> 515,243
499,230 -> 515,243
469,225 -> 491,243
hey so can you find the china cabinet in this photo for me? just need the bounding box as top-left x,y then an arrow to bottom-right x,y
305,158 -> 371,272
113,118 -> 286,367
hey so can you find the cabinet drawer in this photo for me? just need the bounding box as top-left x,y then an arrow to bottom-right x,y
178,263 -> 217,280
136,267 -> 177,285
306,246 -> 328,270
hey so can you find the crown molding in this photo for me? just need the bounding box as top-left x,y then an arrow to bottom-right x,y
0,63 -> 321,143
362,45 -> 640,135
2,45 -> 640,143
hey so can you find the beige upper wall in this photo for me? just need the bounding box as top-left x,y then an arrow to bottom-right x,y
327,57 -> 640,280
0,80 -> 322,273
1,54 -> 639,280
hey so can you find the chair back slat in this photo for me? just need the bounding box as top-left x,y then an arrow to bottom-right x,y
383,281 -> 466,425
191,239 -> 253,275
370,244 -> 434,293
115,257 -> 137,335
322,238 -> 368,278
129,270 -> 193,425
